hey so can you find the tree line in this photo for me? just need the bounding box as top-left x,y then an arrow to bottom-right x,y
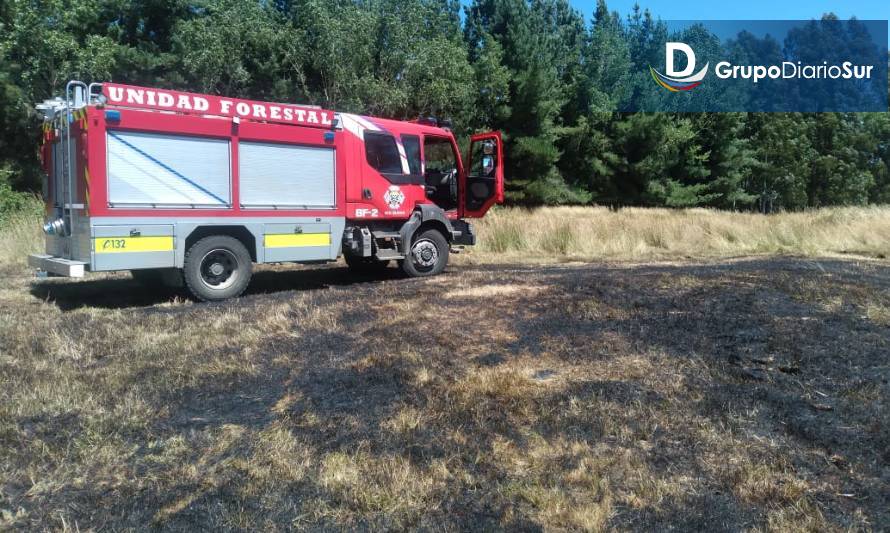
1,0 -> 889,211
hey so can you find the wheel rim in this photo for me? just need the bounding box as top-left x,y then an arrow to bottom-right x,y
411,238 -> 439,271
199,248 -> 239,290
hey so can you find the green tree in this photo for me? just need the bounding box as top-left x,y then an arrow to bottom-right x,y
172,0 -> 305,99
0,0 -> 888,213
807,113 -> 874,206
746,114 -> 814,211
465,0 -> 590,204
864,112 -> 890,203
690,113 -> 757,209
467,30 -> 511,128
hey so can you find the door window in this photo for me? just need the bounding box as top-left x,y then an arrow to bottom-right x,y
468,139 -> 498,177
465,134 -> 502,214
424,137 -> 457,175
401,134 -> 422,175
423,136 -> 458,210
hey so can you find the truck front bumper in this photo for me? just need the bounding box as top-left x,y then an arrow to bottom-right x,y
28,254 -> 87,278
451,220 -> 476,246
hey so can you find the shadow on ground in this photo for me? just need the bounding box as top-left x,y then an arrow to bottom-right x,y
28,263 -> 407,311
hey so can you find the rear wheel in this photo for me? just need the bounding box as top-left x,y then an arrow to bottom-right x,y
183,236 -> 252,301
400,228 -> 449,277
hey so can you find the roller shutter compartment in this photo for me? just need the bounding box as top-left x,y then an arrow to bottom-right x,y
106,131 -> 231,208
239,142 -> 335,209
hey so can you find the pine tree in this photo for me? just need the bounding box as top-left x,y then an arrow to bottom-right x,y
0,0 -> 888,211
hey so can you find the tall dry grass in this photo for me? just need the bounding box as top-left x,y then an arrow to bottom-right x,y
0,195 -> 43,267
1,203 -> 890,268
470,206 -> 890,262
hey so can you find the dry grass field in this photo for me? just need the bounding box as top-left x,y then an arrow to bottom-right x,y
1,206 -> 889,530
471,206 -> 890,262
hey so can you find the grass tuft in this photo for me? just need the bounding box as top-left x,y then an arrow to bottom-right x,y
0,195 -> 43,268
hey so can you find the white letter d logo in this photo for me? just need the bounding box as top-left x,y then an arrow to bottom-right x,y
666,42 -> 696,77
650,41 -> 708,91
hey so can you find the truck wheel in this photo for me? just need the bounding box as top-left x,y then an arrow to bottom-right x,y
400,228 -> 449,277
183,236 -> 252,301
345,254 -> 391,274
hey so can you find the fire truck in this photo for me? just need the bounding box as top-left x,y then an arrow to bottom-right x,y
29,81 -> 504,301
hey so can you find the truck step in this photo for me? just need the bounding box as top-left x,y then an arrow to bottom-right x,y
372,230 -> 401,240
28,254 -> 86,278
375,250 -> 405,261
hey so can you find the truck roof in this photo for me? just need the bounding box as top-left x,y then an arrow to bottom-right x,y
99,82 -> 453,138
350,114 -> 453,138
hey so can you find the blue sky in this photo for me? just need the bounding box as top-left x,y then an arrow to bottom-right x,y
461,1 -> 890,43
593,0 -> 889,23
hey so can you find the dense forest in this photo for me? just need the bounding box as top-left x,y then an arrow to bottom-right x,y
1,0 -> 889,211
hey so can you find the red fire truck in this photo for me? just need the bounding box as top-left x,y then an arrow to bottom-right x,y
30,81 -> 504,301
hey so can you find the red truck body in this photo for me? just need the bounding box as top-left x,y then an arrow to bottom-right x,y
31,81 -> 504,300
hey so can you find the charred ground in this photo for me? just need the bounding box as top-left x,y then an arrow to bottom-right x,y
1,257 -> 889,530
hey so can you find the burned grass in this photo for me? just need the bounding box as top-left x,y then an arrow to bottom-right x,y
1,257 -> 889,530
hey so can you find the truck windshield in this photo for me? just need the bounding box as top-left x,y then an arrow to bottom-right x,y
365,132 -> 402,174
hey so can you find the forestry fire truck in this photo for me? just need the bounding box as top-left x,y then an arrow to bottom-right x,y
29,81 -> 504,301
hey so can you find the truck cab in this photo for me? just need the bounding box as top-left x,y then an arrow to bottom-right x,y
347,115 -> 503,219
339,113 -> 504,275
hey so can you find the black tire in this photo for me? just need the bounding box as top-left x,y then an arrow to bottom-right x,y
400,228 -> 449,277
345,254 -> 391,275
183,236 -> 252,301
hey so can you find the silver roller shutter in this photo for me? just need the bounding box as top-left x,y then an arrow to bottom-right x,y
238,141 -> 335,209
107,131 -> 231,207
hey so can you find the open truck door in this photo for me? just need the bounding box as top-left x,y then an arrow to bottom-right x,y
462,132 -> 504,218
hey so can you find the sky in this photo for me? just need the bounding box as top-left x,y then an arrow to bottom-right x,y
461,0 -> 890,44
595,0 -> 889,23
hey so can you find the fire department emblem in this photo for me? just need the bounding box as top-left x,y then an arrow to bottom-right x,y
383,185 -> 405,209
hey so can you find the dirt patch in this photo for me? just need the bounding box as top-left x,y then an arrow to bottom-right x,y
443,283 -> 545,299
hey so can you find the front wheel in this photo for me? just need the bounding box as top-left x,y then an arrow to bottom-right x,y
400,228 -> 449,277
183,236 -> 253,301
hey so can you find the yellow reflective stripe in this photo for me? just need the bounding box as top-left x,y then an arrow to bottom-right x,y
264,233 -> 330,248
94,236 -> 174,253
